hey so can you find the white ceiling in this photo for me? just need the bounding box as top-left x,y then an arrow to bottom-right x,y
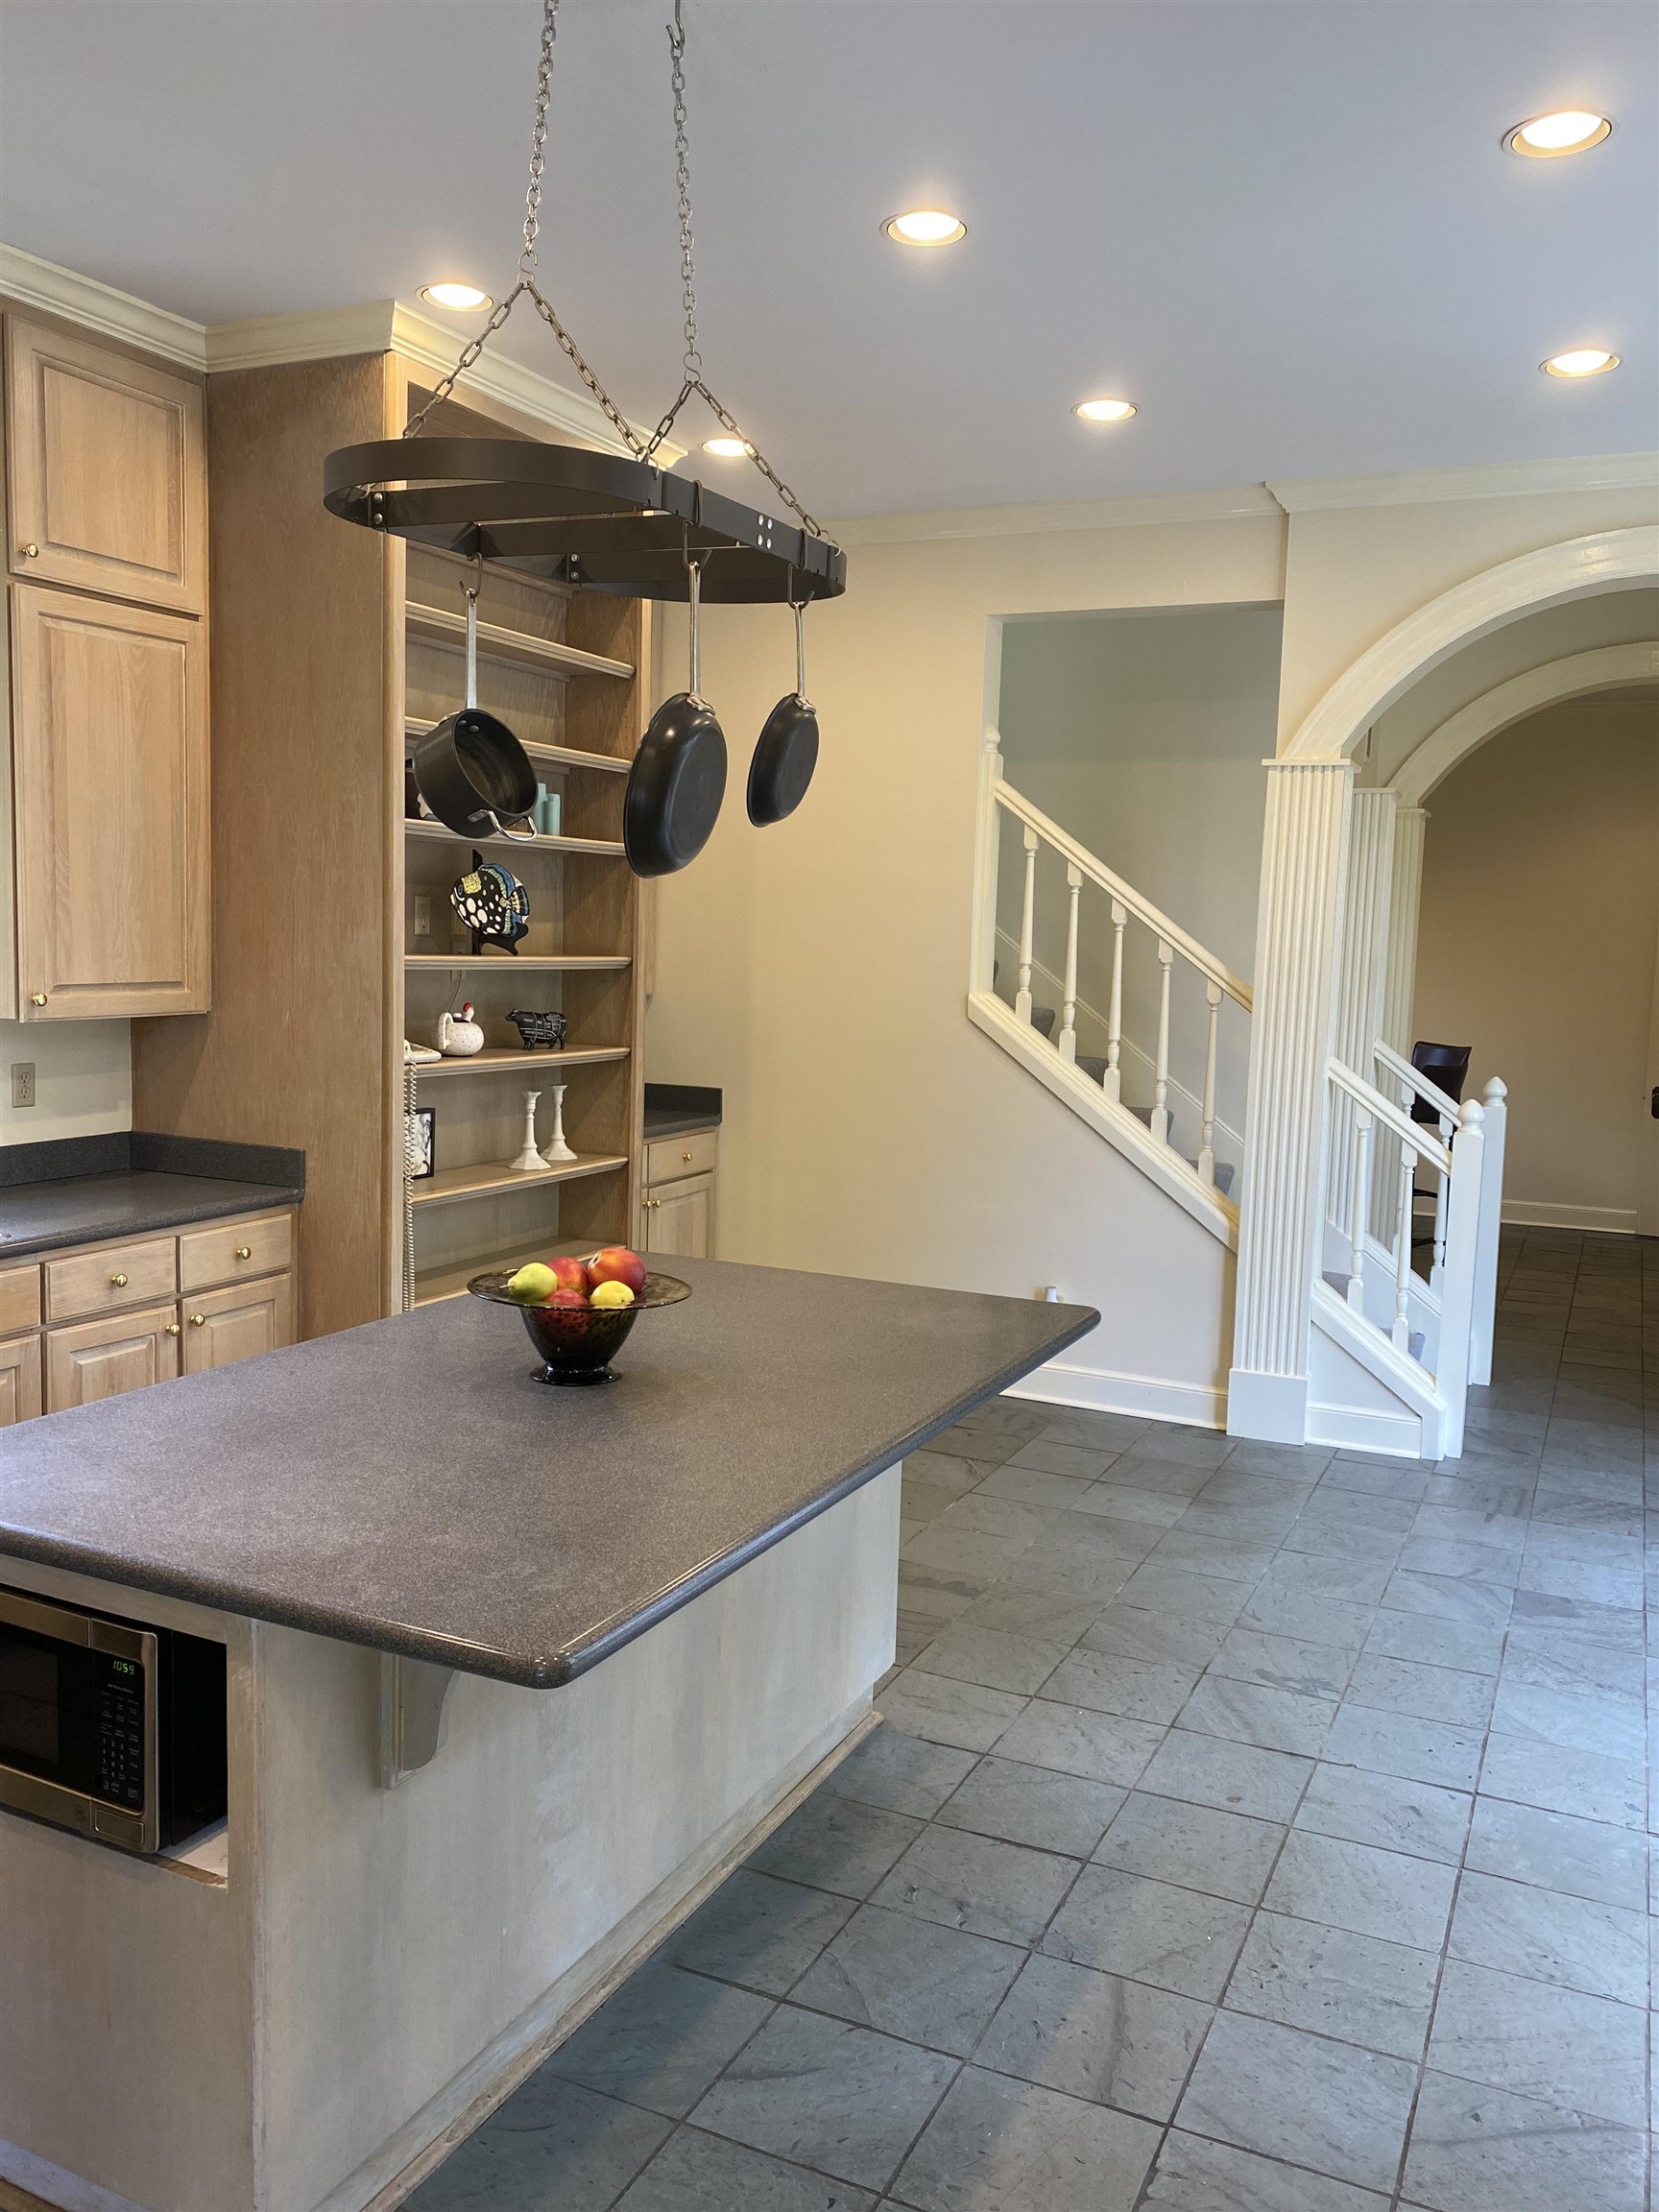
1,0 -> 1653,517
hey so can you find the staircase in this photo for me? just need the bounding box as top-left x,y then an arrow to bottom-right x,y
969,735 -> 1250,1247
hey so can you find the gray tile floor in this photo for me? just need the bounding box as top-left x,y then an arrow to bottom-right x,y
408,1227 -> 1657,2212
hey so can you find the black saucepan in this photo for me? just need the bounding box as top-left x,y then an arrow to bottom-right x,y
624,559 -> 728,878
748,600 -> 819,826
411,587 -> 538,843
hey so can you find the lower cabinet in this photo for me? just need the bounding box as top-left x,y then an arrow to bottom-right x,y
643,1171 -> 714,1260
181,1274 -> 294,1374
0,1334 -> 43,1426
46,1303 -> 180,1412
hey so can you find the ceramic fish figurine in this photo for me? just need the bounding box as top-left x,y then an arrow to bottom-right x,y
438,1002 -> 485,1057
449,854 -> 530,955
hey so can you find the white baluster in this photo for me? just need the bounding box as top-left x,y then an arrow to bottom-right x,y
1348,1105 -> 1373,1310
1392,1138 -> 1414,1351
1014,826 -> 1038,1024
1103,900 -> 1126,1101
1150,938 -> 1173,1144
1058,863 -> 1081,1064
1430,1112 -> 1451,1288
1197,979 -> 1222,1184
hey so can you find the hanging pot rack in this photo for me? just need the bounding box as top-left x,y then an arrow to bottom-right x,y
323,0 -> 845,608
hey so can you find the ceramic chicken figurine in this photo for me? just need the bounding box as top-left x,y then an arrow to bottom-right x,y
438,1002 -> 485,1057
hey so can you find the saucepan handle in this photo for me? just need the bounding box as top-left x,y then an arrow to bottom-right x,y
486,811 -> 539,842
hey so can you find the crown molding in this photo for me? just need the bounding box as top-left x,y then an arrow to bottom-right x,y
0,241 -> 206,368
829,484 -> 1281,547
1269,451 -> 1659,513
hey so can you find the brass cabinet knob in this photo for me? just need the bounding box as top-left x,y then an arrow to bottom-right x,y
29,994 -> 46,1007
190,1312 -> 206,1327
109,1272 -> 128,1287
21,543 -> 38,559
165,1321 -> 181,1336
682,1150 -> 693,1162
645,1196 -> 661,1210
235,1245 -> 252,1261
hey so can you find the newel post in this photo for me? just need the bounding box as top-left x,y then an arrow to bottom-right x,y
969,725 -> 1004,998
1468,1075 -> 1507,1387
1435,1098 -> 1485,1461
1229,757 -> 1355,1444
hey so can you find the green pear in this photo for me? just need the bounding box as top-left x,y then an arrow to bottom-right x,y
506,1262 -> 558,1304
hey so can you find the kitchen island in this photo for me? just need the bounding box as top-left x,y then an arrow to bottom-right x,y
0,1256 -> 1094,2212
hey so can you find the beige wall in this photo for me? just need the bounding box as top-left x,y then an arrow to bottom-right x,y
0,1017 -> 130,1145
1414,694 -> 1658,1231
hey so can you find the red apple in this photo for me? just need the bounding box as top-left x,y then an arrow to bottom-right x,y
588,1245 -> 647,1294
548,1255 -> 590,1294
547,1286 -> 589,1309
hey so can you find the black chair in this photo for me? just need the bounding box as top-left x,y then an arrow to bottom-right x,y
1408,1041 -> 1471,1249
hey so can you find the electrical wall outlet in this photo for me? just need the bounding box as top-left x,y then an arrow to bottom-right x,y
414,892 -> 432,938
11,1062 -> 36,1109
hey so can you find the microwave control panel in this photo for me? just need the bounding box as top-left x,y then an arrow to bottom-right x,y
95,1656 -> 145,1809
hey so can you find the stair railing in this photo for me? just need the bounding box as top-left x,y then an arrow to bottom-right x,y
974,733 -> 1251,1193
1325,1055 -> 1485,1455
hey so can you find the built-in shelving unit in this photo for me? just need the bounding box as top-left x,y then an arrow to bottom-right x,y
398,422 -> 648,1306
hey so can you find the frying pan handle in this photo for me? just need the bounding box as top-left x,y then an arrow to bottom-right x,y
793,599 -> 807,700
464,585 -> 479,710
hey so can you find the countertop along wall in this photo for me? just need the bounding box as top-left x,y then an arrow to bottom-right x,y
1414,692 -> 1658,1233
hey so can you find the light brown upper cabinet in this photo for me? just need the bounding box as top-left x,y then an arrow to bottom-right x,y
5,318 -> 205,613
10,582 -> 209,1017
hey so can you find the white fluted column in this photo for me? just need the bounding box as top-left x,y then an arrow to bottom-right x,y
1380,805 -> 1429,1059
1229,758 -> 1354,1444
1329,787 -> 1396,1237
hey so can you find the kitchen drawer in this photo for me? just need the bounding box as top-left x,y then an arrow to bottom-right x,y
45,1303 -> 179,1412
181,1272 -> 295,1375
0,1263 -> 40,1335
0,1334 -> 42,1426
45,1235 -> 176,1323
180,1211 -> 293,1293
645,1127 -> 717,1187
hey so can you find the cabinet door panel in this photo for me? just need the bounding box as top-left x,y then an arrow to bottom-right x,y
11,583 -> 208,1016
644,1171 -> 713,1260
181,1273 -> 294,1375
6,318 -> 205,611
46,1304 -> 179,1412
0,1334 -> 42,1426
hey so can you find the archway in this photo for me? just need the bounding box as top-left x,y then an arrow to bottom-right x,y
1391,640 -> 1659,805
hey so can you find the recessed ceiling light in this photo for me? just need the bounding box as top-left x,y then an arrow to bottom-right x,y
1504,109 -> 1613,158
1073,397 -> 1138,422
419,281 -> 493,312
1542,347 -> 1620,377
702,436 -> 753,458
883,209 -> 967,247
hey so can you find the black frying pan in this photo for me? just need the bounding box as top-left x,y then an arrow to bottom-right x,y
624,559 -> 728,877
748,600 -> 818,826
411,587 -> 538,843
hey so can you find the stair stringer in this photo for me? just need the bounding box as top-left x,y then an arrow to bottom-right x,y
968,990 -> 1238,1250
1309,1279 -> 1449,1461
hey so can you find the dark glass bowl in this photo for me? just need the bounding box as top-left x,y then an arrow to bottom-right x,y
468,1267 -> 691,1385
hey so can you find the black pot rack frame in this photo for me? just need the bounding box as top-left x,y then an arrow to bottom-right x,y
322,437 -> 847,606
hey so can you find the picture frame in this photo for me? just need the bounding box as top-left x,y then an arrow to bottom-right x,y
405,1106 -> 436,1182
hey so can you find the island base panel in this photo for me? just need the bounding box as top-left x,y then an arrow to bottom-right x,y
0,1465 -> 901,2212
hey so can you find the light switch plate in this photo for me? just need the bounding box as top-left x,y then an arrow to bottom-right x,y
414,893 -> 431,937
10,1062 -> 36,1108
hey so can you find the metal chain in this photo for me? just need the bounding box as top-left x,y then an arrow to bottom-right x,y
524,282 -> 648,455
519,0 -> 560,276
667,0 -> 701,376
403,283 -> 524,440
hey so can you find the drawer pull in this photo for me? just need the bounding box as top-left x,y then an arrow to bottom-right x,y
165,1321 -> 181,1336
682,1149 -> 693,1162
235,1245 -> 252,1261
109,1272 -> 128,1288
29,994 -> 46,1007
190,1313 -> 206,1328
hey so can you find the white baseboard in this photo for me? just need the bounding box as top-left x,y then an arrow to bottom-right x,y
1005,1358 -> 1227,1431
1224,1367 -> 1310,1446
1502,1200 -> 1638,1235
1306,1401 -> 1426,1460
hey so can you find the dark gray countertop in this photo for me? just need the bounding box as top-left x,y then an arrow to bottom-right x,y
0,1171 -> 302,1262
643,1084 -> 722,1143
0,1258 -> 1095,1687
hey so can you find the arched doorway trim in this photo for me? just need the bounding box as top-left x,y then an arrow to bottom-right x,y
1283,526 -> 1659,764
1391,641 -> 1659,805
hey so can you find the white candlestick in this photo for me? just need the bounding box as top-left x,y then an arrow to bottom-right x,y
510,1089 -> 551,1173
541,1083 -> 577,1164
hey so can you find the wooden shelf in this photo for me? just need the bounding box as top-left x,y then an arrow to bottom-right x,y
415,1046 -> 629,1079
411,1154 -> 629,1210
406,603 -> 635,683
404,816 -> 625,860
405,952 -> 630,973
413,1238 -> 600,1308
407,718 -> 630,777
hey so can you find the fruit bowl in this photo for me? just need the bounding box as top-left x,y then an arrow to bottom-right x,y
468,1267 -> 691,1385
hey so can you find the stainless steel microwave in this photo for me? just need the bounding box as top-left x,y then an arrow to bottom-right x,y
0,1584 -> 227,1856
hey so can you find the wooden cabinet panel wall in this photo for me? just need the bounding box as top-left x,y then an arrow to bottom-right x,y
5,317 -> 206,613
9,583 -> 208,1017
